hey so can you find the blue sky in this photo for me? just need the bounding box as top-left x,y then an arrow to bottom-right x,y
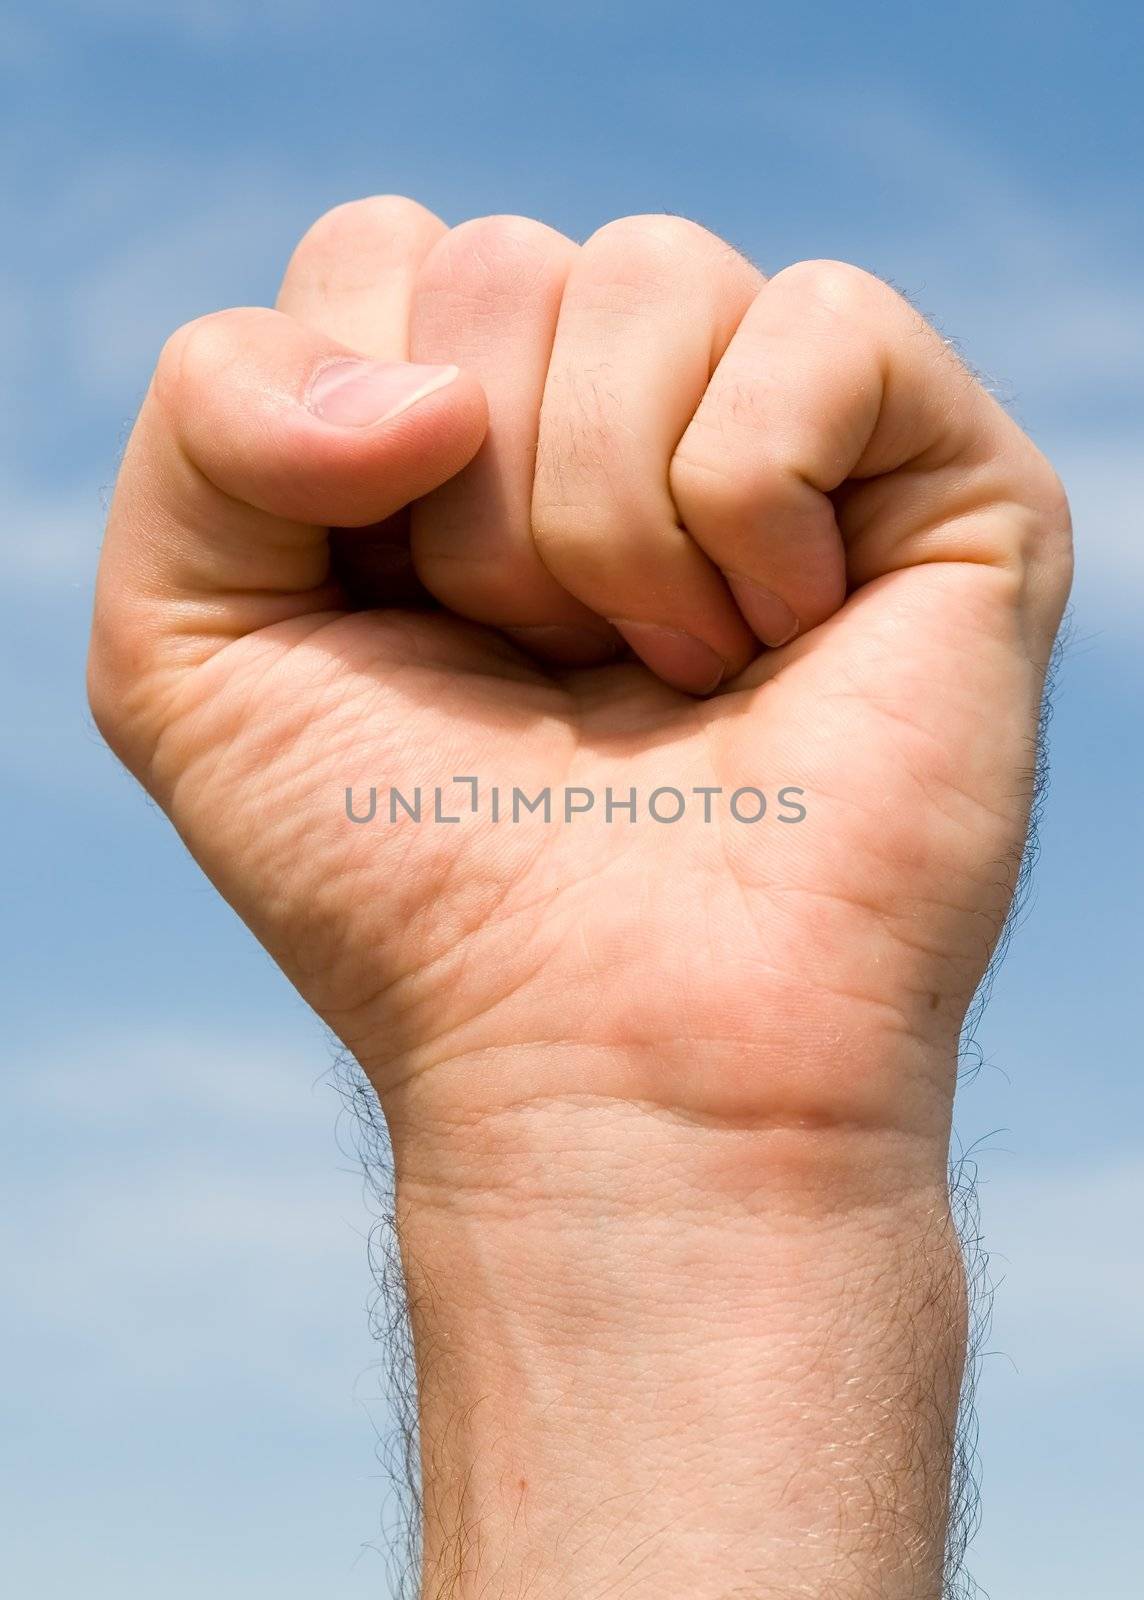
1,2 -> 1141,1595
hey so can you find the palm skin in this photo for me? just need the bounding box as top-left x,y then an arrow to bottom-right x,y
152,551 -> 1041,1141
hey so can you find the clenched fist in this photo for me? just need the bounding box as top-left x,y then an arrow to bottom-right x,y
88,197 -> 1072,1600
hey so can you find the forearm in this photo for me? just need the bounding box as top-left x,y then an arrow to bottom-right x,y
389,1071 -> 968,1600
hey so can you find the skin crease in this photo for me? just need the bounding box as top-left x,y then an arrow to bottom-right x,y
88,197 -> 1072,1599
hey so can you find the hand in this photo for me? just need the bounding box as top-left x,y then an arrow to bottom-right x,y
88,199 -> 1069,1129
88,197 -> 1072,1598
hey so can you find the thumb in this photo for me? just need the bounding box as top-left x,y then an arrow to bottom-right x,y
95,303 -> 486,619
90,305 -> 486,756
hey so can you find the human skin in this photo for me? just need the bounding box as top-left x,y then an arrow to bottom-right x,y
87,197 -> 1072,1598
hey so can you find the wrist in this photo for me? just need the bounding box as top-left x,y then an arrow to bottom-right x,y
386,1069 -> 966,1600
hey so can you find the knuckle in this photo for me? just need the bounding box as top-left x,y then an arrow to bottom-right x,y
580,213 -> 724,291
152,316 -> 205,418
289,193 -> 441,273
1031,453 -> 1072,528
588,212 -> 713,251
152,307 -> 258,419
779,257 -> 890,320
422,213 -> 574,299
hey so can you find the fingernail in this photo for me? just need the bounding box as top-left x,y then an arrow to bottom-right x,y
608,620 -> 725,695
725,576 -> 800,648
505,624 -> 620,667
308,360 -> 459,427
